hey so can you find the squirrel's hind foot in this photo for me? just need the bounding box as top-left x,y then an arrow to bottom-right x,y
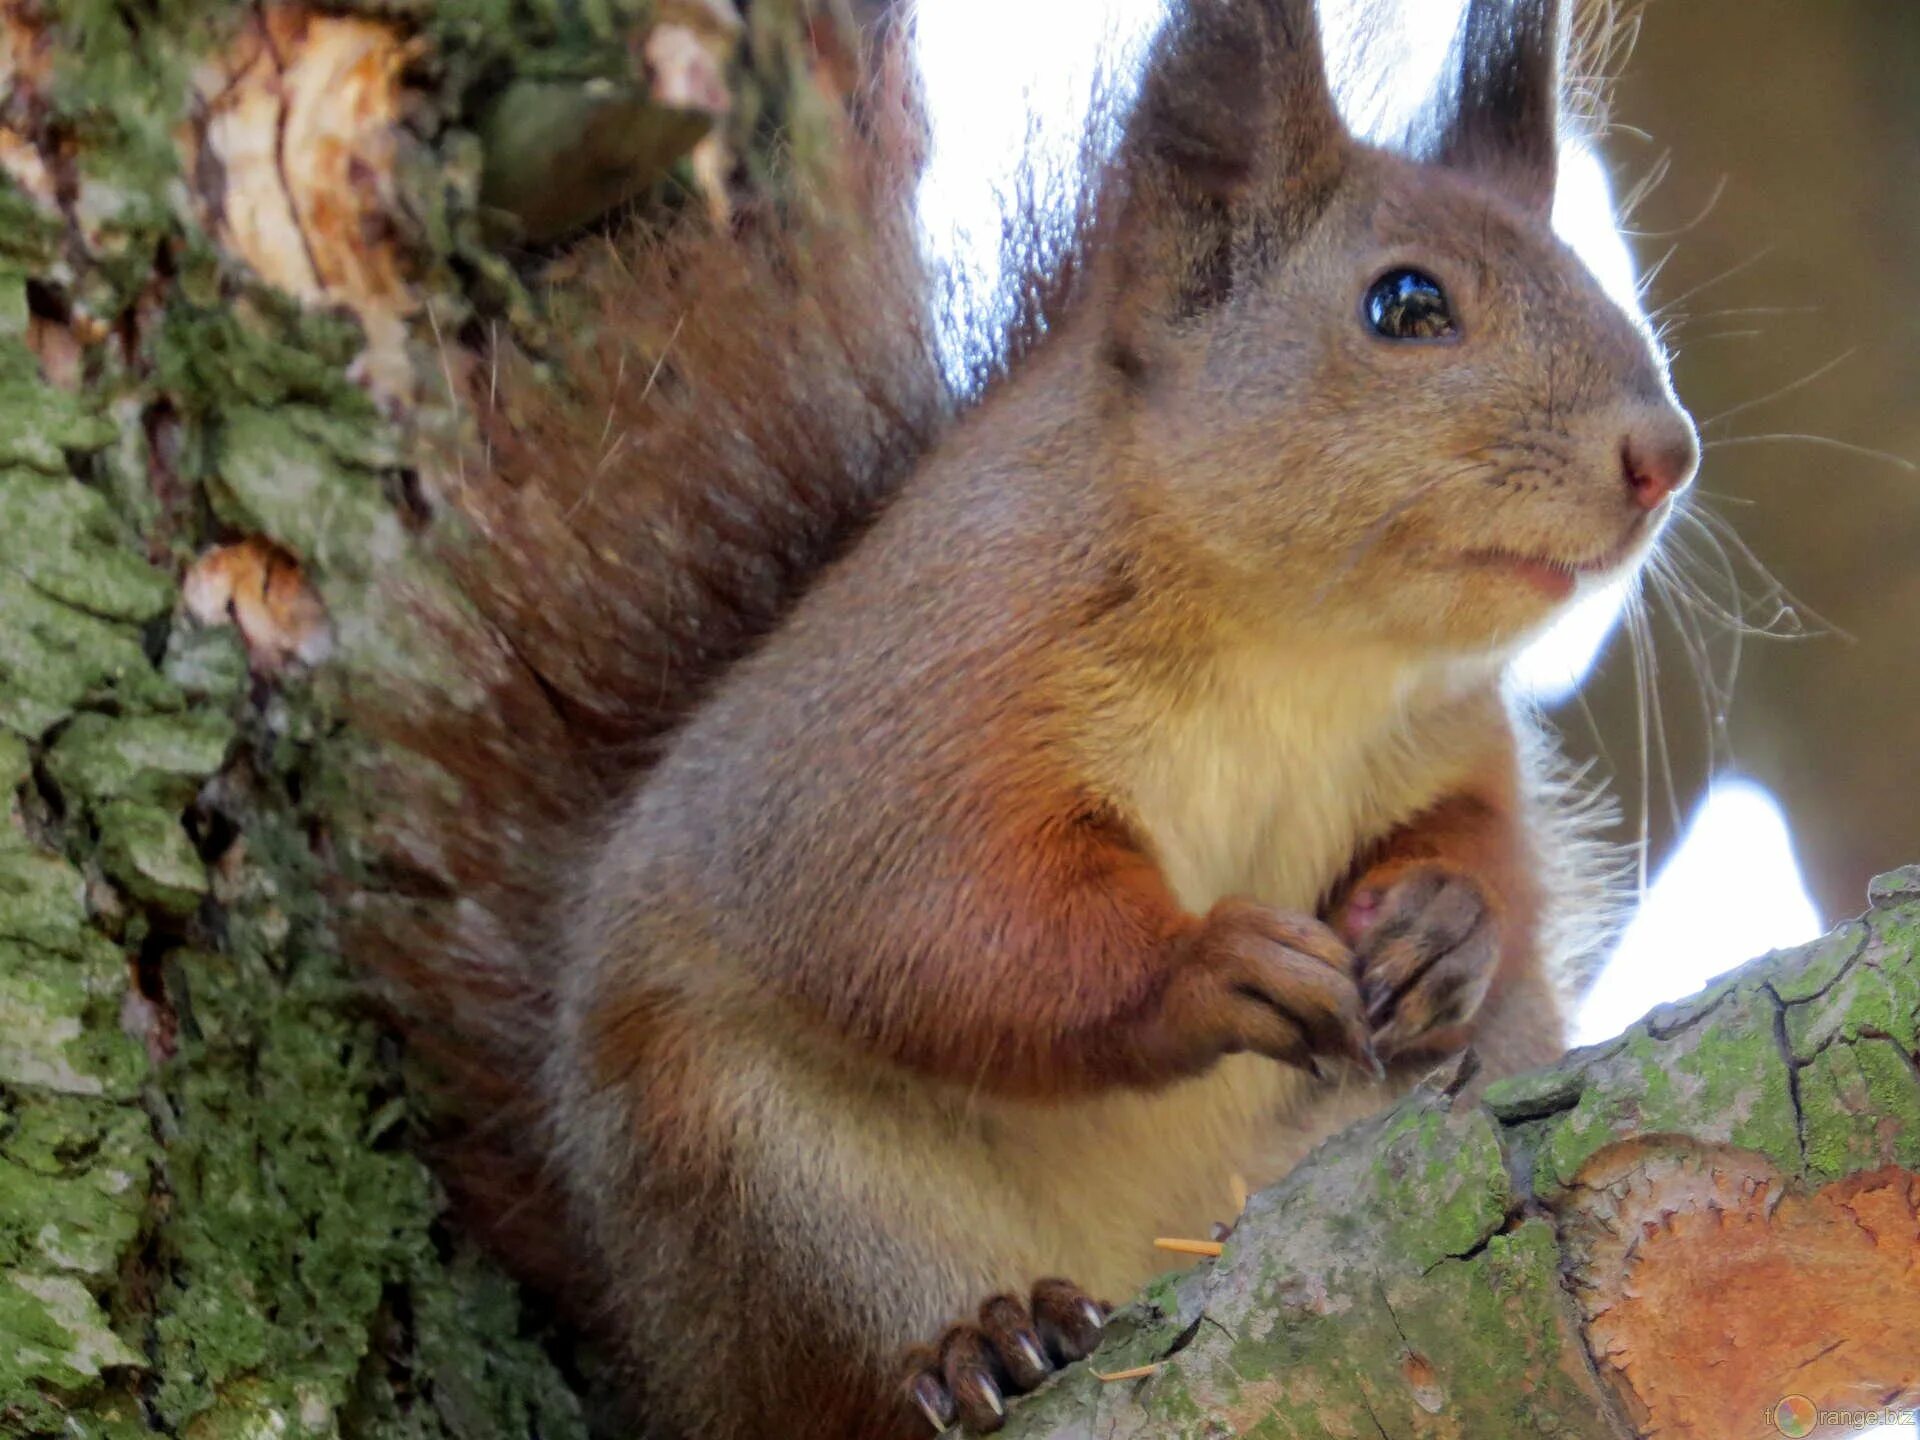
901,1278 -> 1107,1434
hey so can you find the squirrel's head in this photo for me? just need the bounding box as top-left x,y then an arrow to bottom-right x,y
1098,0 -> 1697,657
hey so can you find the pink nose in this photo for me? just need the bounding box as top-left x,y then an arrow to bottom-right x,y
1621,421 -> 1699,511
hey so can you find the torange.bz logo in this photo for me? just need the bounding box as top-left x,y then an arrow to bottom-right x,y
1772,1394 -> 1817,1436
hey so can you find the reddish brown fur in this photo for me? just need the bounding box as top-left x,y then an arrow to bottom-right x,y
1347,734 -> 1544,986
344,47 -> 948,1292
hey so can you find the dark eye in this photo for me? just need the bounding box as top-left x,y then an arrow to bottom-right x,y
1364,269 -> 1456,341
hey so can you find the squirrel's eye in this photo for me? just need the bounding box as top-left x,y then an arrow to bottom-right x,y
1364,269 -> 1456,341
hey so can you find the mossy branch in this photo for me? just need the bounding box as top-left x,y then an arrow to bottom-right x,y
994,869 -> 1920,1440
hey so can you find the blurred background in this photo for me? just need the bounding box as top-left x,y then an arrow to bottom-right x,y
912,0 -> 1918,1087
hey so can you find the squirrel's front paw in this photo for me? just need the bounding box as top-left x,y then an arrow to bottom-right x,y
1335,864 -> 1497,1058
1155,899 -> 1376,1077
901,1279 -> 1107,1434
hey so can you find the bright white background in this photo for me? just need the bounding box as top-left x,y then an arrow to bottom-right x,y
913,2 -> 1889,1434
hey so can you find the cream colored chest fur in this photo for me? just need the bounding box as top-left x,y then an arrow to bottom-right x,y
1120,643 -> 1476,915
734,644 -> 1507,1328
961,643 -> 1496,1298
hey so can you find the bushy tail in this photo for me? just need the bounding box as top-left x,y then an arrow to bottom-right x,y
344,83 -> 951,1294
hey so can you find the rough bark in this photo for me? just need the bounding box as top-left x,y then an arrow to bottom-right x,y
993,869 -> 1920,1440
0,0 -> 854,1431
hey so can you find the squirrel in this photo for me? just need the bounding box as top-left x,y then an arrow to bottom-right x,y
348,0 -> 1698,1436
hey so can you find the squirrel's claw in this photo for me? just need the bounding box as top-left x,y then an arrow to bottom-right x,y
909,1371 -> 957,1434
1340,864 -> 1499,1060
902,1278 -> 1106,1435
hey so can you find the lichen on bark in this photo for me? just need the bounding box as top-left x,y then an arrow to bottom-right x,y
0,0 -> 771,1430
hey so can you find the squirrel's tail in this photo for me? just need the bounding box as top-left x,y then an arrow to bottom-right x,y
344,67 -> 951,1294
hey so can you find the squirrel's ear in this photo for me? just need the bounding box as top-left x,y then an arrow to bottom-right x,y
1436,0 -> 1567,214
1128,0 -> 1346,212
1107,0 -> 1347,359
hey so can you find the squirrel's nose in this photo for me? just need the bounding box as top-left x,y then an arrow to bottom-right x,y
1621,415 -> 1699,511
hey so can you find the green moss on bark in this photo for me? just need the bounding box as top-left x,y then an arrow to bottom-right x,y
1532,971 -> 1803,1193
0,0 -> 599,1430
999,1092 -> 1623,1439
4,0 -> 856,1427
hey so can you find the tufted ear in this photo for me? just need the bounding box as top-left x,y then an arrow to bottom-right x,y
1108,0 -> 1349,359
1128,0 -> 1346,208
1436,0 -> 1567,215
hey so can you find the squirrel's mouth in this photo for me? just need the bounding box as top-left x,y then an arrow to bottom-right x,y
1457,520 -> 1652,602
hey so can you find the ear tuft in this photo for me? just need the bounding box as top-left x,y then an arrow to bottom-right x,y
1438,0 -> 1567,213
1107,0 -> 1348,367
1133,7 -> 1269,201
1129,0 -> 1346,208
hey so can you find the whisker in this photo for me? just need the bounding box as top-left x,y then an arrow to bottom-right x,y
1699,349 -> 1855,430
1646,246 -> 1774,320
1613,149 -> 1674,228
1667,304 -> 1821,322
1664,509 -> 1810,639
1621,169 -> 1727,240
1560,667 -> 1619,780
1636,591 -> 1686,841
1599,118 -> 1655,146
1644,561 -> 1733,779
1703,431 -> 1917,474
1621,588 -> 1653,899
1658,520 -> 1759,632
1642,568 -> 1707,732
1679,505 -> 1846,641
1635,241 -> 1680,299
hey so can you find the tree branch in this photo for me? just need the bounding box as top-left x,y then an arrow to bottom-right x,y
995,869 -> 1920,1439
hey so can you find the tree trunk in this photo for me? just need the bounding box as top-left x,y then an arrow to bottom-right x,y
994,868 -> 1920,1440
3,1 -> 1914,1437
0,0 -> 864,1431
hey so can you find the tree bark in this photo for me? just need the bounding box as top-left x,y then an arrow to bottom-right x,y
3,1 -> 1915,1437
0,0 -> 855,1432
994,868 -> 1920,1440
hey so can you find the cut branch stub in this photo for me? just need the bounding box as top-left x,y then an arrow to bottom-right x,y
476,78 -> 716,244
476,8 -> 741,243
1562,1143 -> 1920,1436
